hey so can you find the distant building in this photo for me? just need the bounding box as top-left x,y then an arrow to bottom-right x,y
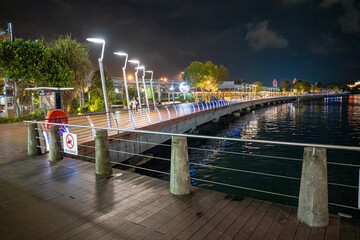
347,81 -> 360,89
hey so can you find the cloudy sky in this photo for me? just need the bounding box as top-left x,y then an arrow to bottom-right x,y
0,0 -> 359,85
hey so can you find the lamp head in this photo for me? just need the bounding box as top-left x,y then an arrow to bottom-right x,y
86,38 -> 105,44
114,52 -> 127,56
128,59 -> 139,64
135,66 -> 145,70
145,70 -> 153,73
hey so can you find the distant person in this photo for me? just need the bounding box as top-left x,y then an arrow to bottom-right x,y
136,97 -> 140,113
131,97 -> 136,113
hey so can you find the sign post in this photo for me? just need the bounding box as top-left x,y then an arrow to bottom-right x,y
63,133 -> 78,155
179,82 -> 190,100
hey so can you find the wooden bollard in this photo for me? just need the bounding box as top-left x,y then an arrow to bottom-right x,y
28,123 -> 41,156
297,147 -> 329,227
170,136 -> 191,195
95,129 -> 112,178
49,125 -> 63,162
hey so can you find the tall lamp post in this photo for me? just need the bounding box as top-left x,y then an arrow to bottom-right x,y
86,37 -> 112,128
128,59 -> 141,110
146,70 -> 156,107
114,52 -> 130,110
136,66 -> 150,109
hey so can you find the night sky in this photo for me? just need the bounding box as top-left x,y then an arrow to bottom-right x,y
0,0 -> 359,85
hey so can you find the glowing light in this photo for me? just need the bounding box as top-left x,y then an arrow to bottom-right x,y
114,52 -> 127,56
86,38 -> 105,44
128,59 -> 139,64
179,82 -> 190,93
127,74 -> 133,80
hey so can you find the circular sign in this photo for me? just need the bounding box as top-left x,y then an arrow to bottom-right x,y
66,134 -> 74,149
179,82 -> 190,93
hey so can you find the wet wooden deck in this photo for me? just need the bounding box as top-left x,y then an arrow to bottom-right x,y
0,123 -> 359,239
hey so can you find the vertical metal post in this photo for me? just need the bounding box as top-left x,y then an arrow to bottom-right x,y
7,22 -> 13,41
98,58 -> 112,128
158,79 -> 161,104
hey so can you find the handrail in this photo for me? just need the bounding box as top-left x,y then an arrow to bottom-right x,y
24,120 -> 360,151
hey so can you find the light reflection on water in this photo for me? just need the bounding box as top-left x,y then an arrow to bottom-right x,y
188,94 -> 360,216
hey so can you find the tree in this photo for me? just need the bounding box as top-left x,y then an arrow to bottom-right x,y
252,81 -> 263,93
0,38 -> 72,115
49,35 -> 92,112
182,61 -> 229,100
294,80 -> 311,94
89,70 -> 115,111
280,80 -> 291,92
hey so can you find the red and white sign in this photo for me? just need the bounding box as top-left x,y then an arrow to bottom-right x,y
63,133 -> 78,155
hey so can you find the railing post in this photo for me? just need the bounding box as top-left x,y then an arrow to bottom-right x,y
297,147 -> 329,227
49,125 -> 63,162
95,129 -> 112,178
28,123 -> 41,156
170,136 -> 191,195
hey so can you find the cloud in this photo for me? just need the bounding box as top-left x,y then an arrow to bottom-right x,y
319,0 -> 360,33
245,21 -> 288,51
311,34 -> 340,55
319,0 -> 341,8
283,0 -> 308,5
338,1 -> 360,33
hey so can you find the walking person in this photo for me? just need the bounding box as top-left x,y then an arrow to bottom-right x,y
136,97 -> 140,113
131,97 -> 136,114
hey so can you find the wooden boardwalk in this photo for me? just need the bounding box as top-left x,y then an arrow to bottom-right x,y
1,123 -> 359,239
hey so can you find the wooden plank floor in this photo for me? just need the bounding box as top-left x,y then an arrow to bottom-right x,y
0,123 -> 359,240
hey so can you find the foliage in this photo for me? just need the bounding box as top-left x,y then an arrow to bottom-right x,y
0,36 -> 92,115
69,98 -> 80,114
280,80 -> 291,92
252,81 -> 263,93
122,85 -> 138,106
146,86 -> 153,100
88,98 -> 104,112
0,108 -> 46,124
294,80 -> 311,94
0,38 -> 74,115
0,39 -> 47,83
49,35 -> 92,112
87,70 -> 115,112
89,70 -> 115,108
176,92 -> 195,103
182,61 -> 229,98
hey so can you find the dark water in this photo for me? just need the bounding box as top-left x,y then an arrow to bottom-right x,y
140,94 -> 360,217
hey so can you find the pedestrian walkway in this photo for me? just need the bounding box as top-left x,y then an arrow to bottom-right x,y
0,122 -> 358,239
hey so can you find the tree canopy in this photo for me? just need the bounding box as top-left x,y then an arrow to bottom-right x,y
294,80 -> 311,94
280,80 -> 291,92
0,36 -> 92,114
182,61 -> 228,91
252,81 -> 263,93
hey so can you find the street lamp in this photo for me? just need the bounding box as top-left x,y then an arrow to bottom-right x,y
114,52 -> 130,110
145,70 -> 156,107
136,66 -> 149,109
86,37 -> 112,128
128,59 -> 141,109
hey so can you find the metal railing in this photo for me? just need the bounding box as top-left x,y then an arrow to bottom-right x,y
26,119 -> 360,220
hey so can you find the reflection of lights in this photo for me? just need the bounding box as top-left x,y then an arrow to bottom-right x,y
42,130 -> 49,152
